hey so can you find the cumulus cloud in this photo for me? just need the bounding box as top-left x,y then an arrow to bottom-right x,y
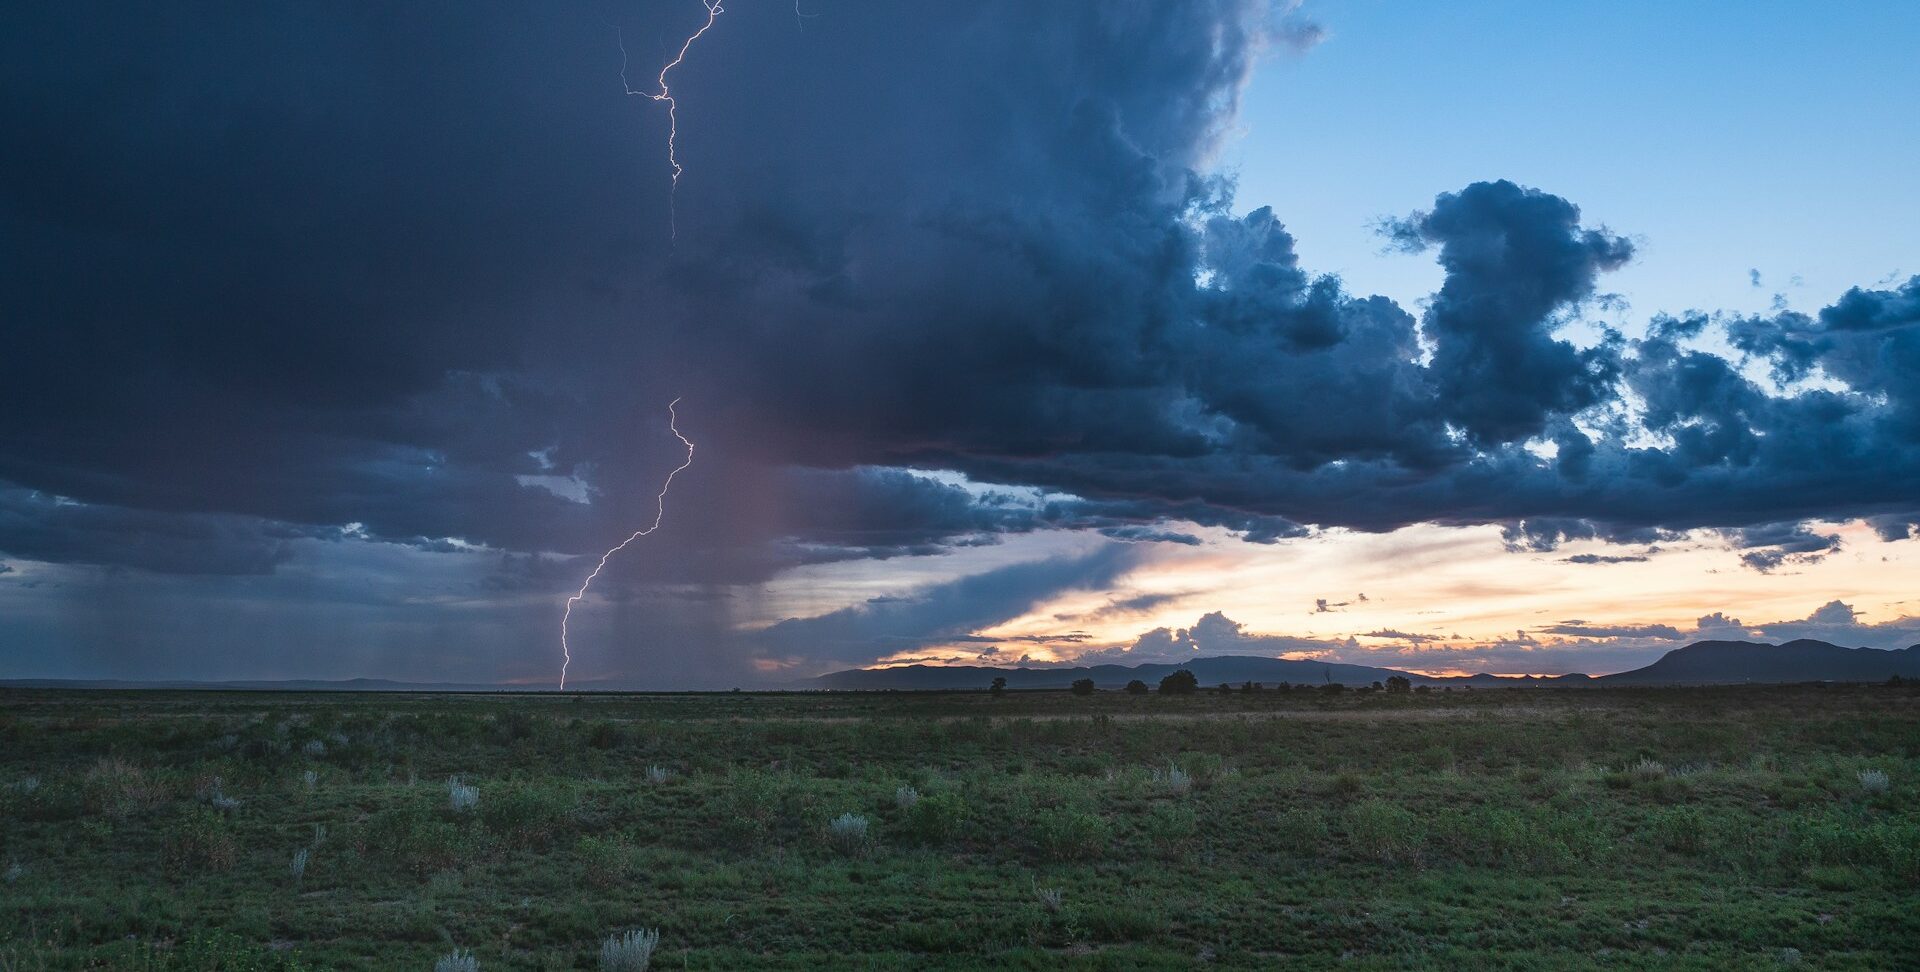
1077,601 -> 1920,677
1115,611 -> 1341,663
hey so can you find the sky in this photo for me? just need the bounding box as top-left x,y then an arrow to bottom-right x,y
3,1 -> 1919,686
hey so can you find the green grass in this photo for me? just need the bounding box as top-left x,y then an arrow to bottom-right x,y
0,684 -> 1916,969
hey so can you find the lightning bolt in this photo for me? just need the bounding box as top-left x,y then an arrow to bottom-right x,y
618,0 -> 725,239
559,398 -> 696,689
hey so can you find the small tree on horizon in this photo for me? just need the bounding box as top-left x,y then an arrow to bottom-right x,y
1124,679 -> 1149,695
1159,669 -> 1199,695
1385,675 -> 1412,694
989,676 -> 1007,697
1070,678 -> 1096,696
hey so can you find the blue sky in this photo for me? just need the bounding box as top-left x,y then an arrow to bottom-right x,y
1226,0 -> 1920,325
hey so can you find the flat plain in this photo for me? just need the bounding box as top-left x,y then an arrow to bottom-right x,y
1,684 -> 1916,970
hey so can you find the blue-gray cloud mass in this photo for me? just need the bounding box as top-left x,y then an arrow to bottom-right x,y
1,1 -> 1916,680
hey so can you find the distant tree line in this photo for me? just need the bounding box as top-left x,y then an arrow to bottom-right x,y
1033,668 -> 1454,696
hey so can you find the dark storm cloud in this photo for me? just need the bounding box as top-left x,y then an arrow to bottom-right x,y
4,0 -> 1920,682
751,544 -> 1140,666
1383,180 -> 1632,446
1722,522 -> 1842,573
0,486 -> 314,575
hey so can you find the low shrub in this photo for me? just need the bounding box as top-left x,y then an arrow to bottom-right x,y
902,791 -> 967,844
161,807 -> 237,873
1143,803 -> 1198,857
600,928 -> 659,971
1033,809 -> 1108,861
827,812 -> 872,855
448,777 -> 479,813
479,785 -> 572,846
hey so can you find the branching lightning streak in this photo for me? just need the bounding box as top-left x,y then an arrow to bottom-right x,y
559,398 -> 695,689
618,0 -> 725,239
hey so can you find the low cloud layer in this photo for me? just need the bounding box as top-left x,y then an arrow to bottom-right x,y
1047,601 -> 1920,678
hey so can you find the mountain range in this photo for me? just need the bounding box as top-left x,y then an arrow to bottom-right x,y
4,640 -> 1915,692
808,639 -> 1920,690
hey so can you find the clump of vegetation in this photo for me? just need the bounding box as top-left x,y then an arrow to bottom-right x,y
479,784 -> 572,847
447,776 -> 479,813
1034,885 -> 1064,913
434,948 -> 479,972
1143,803 -> 1199,857
1070,678 -> 1096,696
161,807 -> 237,872
894,785 -> 920,810
599,929 -> 660,971
827,811 -> 872,855
644,765 -> 671,785
1033,809 -> 1108,861
1150,764 -> 1192,796
291,847 -> 309,884
1859,769 -> 1891,795
1157,669 -> 1198,694
84,758 -> 164,818
1631,758 -> 1668,781
902,790 -> 967,843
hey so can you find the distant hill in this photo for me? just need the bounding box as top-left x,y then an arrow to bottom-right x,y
810,655 -> 1422,691
1596,639 -> 1920,685
812,639 -> 1920,690
10,639 -> 1916,693
808,655 -> 1600,690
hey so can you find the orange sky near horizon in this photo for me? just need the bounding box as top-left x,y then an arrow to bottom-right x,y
752,517 -> 1920,677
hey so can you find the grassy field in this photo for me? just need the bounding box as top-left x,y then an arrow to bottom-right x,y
1,684 -> 1916,970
